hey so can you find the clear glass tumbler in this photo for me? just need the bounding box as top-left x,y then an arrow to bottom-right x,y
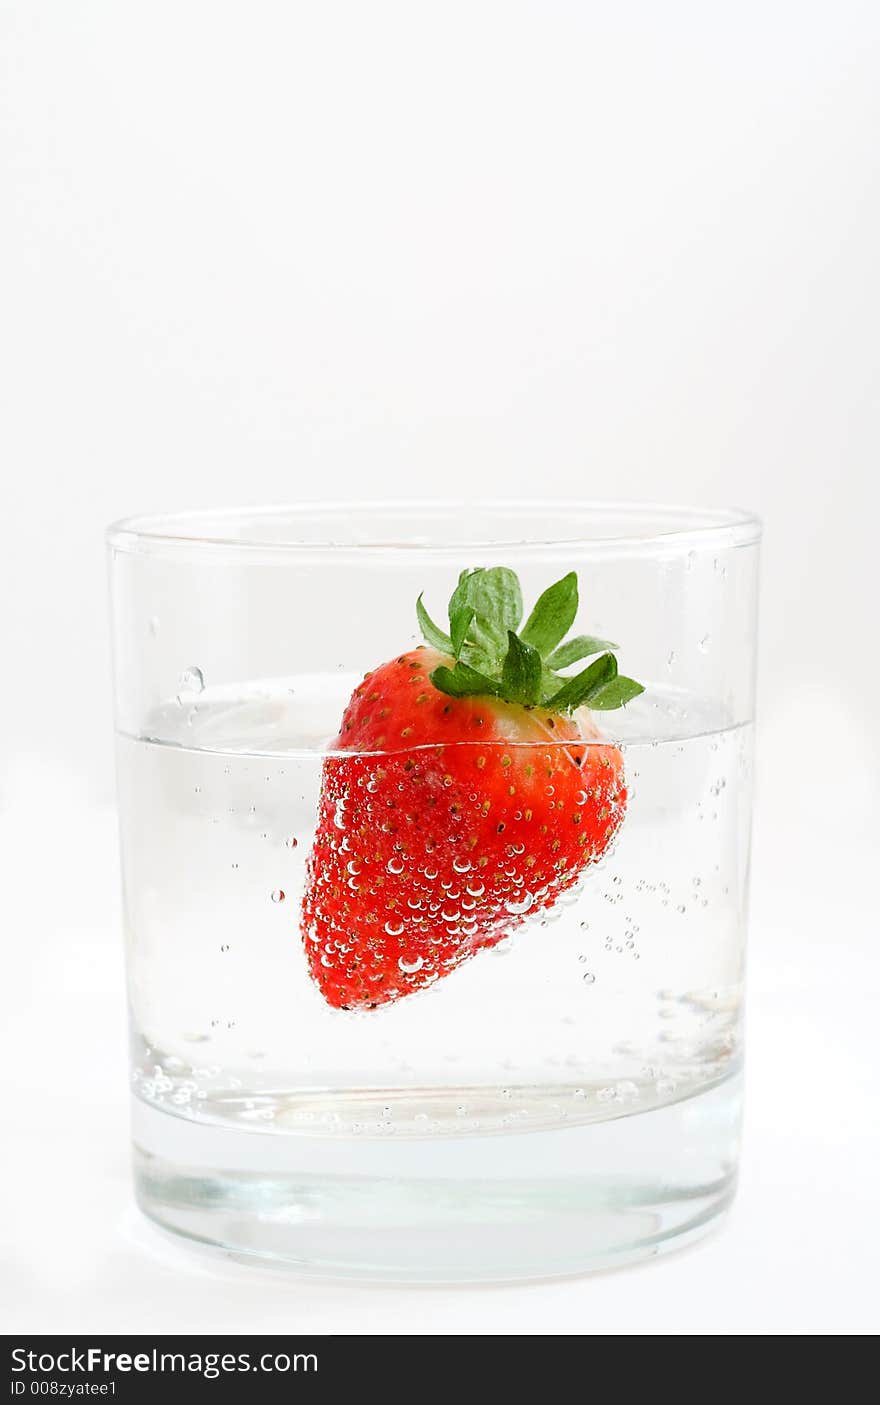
108,501 -> 760,1281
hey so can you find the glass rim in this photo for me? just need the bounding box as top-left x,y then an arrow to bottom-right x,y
106,498 -> 761,558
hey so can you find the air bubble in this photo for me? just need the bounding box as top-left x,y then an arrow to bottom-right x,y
582,972 -> 596,984
504,893 -> 533,916
387,857 -> 404,875
271,889 -> 285,903
284,836 -> 298,849
384,920 -> 404,936
452,857 -> 471,874
398,955 -> 424,974
220,944 -> 230,953
176,666 -> 205,703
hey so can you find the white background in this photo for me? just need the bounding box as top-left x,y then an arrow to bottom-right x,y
1,1 -> 878,1334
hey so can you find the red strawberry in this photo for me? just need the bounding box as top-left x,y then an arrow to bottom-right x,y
301,568 -> 643,1009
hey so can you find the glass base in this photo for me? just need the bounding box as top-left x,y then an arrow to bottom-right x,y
132,1074 -> 741,1284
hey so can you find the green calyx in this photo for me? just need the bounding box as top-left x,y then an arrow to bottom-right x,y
416,567 -> 645,713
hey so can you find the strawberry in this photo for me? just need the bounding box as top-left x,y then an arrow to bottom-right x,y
301,567 -> 643,1009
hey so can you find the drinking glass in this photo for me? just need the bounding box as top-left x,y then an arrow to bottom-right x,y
107,501 -> 760,1281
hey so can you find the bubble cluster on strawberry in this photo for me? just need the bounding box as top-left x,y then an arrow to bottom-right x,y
301,567 -> 643,1009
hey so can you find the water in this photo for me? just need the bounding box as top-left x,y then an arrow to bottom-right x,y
117,676 -> 751,1280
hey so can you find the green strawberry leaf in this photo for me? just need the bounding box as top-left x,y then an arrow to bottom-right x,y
430,661 -> 505,699
462,567 -> 523,647
449,603 -> 475,660
447,569 -> 475,630
416,593 -> 452,653
546,652 -> 618,712
460,632 -> 498,676
419,568 -> 644,712
541,664 -> 564,696
501,630 -> 543,705
587,675 -> 645,710
469,612 -> 506,659
546,634 -> 618,670
520,571 -> 578,657
442,570 -> 514,662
